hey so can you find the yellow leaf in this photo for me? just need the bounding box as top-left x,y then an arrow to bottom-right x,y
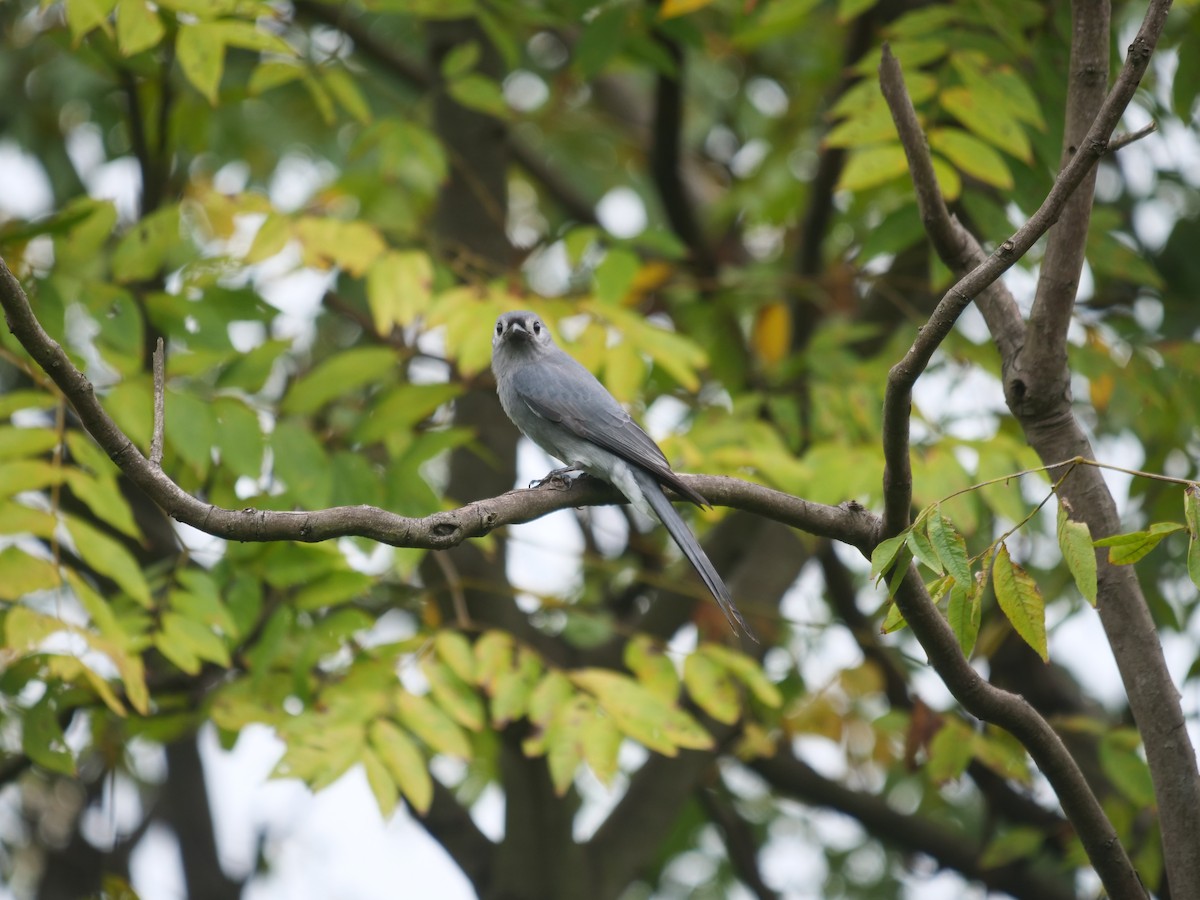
659,0 -> 715,17
294,218 -> 386,277
752,302 -> 792,367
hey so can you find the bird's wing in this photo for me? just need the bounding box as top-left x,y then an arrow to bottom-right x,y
509,355 -> 710,508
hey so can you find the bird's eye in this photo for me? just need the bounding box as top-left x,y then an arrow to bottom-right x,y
496,322 -> 503,335
532,320 -> 542,334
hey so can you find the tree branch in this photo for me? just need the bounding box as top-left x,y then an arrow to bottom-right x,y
1021,0 -> 1111,406
878,2 -> 1193,895
413,779 -> 496,894
875,1 -> 1166,536
0,252 -> 874,553
753,747 -> 1077,900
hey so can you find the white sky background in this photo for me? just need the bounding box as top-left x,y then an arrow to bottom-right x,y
1,47 -> 1199,900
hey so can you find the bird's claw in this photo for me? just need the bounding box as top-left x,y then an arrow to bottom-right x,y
530,466 -> 585,491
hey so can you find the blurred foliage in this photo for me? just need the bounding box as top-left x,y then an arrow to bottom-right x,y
0,0 -> 1198,897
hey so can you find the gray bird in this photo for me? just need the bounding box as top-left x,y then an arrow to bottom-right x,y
491,310 -> 752,639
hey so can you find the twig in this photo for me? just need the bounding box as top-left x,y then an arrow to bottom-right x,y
1108,121 -> 1157,152
432,551 -> 470,628
150,337 -> 165,468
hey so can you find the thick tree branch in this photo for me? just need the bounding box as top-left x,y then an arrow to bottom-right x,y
879,2 -> 1195,896
414,779 -> 496,894
1021,0 -> 1111,404
753,748 -> 1076,900
875,1 -> 1166,535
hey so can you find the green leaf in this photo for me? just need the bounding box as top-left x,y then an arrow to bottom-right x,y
370,719 -> 432,814
946,582 -> 979,657
116,0 -> 164,55
295,218 -> 386,276
274,723 -> 363,790
940,86 -> 1032,162
421,656 -> 485,731
880,600 -> 907,633
581,710 -> 622,785
212,397 -> 264,480
491,667 -> 536,727
64,469 -> 139,539
991,544 -> 1047,662
545,695 -> 589,795
927,719 -> 973,783
440,41 -> 480,79
271,420 -> 332,508
928,128 -> 1014,189
367,251 -> 435,334
0,460 -> 67,498
683,652 -> 740,725
1099,729 -> 1156,807
473,630 -> 515,692
292,570 -> 373,611
929,155 -> 962,202
164,388 -> 216,477
111,204 -> 181,282
870,532 -> 909,582
906,517 -> 943,574
0,547 -> 61,600
837,143 -> 910,192
927,509 -> 971,588
434,631 -> 476,685
1185,486 -> 1200,592
593,248 -> 641,305
67,0 -> 116,43
980,827 -> 1046,869
395,690 -> 472,759
447,74 -> 511,120
64,515 -> 152,607
360,747 -> 398,819
23,697 -> 76,776
322,65 -> 372,123
571,669 -> 713,756
624,635 -> 680,702
699,644 -> 782,708
177,23 -> 226,104
211,19 -> 292,54
0,426 -> 58,461
156,611 -> 231,672
282,347 -> 397,415
1057,503 -> 1097,605
1094,522 -> 1186,565
0,504 -> 57,538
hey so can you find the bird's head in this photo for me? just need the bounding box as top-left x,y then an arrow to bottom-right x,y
493,311 -> 553,353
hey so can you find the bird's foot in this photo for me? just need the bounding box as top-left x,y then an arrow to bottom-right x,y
530,466 -> 586,491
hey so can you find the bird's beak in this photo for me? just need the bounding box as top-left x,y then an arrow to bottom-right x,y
506,322 -> 531,340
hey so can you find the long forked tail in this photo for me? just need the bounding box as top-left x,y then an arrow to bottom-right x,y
630,467 -> 757,642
